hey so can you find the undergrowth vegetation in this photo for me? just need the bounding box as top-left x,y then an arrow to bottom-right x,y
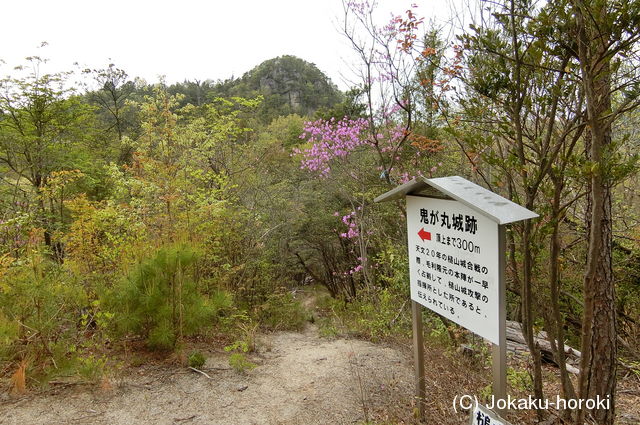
106,244 -> 228,351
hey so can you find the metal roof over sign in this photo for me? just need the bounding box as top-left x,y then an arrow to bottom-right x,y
374,176 -> 539,224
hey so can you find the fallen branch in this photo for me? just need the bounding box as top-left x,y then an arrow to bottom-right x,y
174,414 -> 197,423
188,367 -> 213,379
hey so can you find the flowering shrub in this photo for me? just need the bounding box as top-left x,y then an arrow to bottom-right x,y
294,117 -> 369,176
338,210 -> 360,239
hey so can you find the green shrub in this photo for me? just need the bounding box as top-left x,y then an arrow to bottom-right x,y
188,351 -> 206,368
354,288 -> 408,341
317,318 -> 339,338
107,244 -> 231,351
310,244 -> 413,341
0,311 -> 19,360
0,248 -> 87,379
507,366 -> 533,391
256,291 -> 307,331
77,354 -> 108,382
228,353 -> 256,373
224,321 -> 259,373
314,288 -> 410,342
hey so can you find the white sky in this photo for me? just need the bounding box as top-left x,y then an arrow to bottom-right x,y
1,0 -> 465,91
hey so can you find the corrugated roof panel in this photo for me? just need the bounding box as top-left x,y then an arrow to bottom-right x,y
375,176 -> 538,225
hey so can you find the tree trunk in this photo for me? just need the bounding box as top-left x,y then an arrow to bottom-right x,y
520,204 -> 545,418
573,2 -> 617,423
548,174 -> 577,406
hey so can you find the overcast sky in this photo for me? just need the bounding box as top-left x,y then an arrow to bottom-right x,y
1,0 -> 464,91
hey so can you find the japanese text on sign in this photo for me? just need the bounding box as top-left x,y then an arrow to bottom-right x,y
469,403 -> 510,425
419,208 -> 478,234
407,196 -> 500,344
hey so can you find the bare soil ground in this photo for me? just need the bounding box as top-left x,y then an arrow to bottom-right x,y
0,324 -> 421,425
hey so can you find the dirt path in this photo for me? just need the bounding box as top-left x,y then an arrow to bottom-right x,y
0,325 -> 414,425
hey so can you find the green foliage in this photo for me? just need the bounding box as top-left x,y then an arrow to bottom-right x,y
317,319 -> 339,339
307,246 -> 413,341
1,41 -> 639,415
64,195 -> 145,277
507,366 -> 533,392
224,317 -> 259,354
256,291 -> 307,331
424,314 -> 452,344
0,245 -> 115,385
188,351 -> 206,369
315,87 -> 367,120
258,114 -> 306,148
0,57 -> 103,258
0,242 -> 89,382
314,288 -> 410,342
373,245 -> 410,293
84,63 -> 139,160
479,383 -> 493,403
77,354 -> 108,382
107,244 -> 228,351
353,289 -> 408,341
0,311 -> 19,360
624,360 -> 640,379
224,340 -> 252,354
224,320 -> 258,373
228,353 -> 256,374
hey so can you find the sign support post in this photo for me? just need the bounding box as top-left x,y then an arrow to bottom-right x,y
492,225 -> 507,417
412,300 -> 426,420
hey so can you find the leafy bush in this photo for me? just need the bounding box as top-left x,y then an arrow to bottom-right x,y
228,353 -> 256,373
256,291 -> 307,331
188,351 -> 206,368
107,244 -> 231,351
0,243 -> 88,379
507,366 -> 533,391
312,245 -> 413,341
0,311 -> 19,360
64,195 -> 146,278
77,354 -> 108,382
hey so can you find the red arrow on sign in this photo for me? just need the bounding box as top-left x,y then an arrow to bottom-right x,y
418,228 -> 431,242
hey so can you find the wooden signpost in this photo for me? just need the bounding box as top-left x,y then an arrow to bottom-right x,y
375,176 -> 537,421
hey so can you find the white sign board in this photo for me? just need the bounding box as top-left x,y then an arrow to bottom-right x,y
407,195 -> 500,344
469,403 -> 511,425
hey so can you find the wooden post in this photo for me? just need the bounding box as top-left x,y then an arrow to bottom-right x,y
412,300 -> 426,420
492,225 -> 507,416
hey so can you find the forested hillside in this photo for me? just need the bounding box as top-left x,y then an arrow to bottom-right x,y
165,55 -> 343,122
1,1 -> 640,424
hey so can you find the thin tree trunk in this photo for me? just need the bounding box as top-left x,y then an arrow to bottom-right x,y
520,211 -> 545,418
574,2 -> 617,423
548,174 -> 577,405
